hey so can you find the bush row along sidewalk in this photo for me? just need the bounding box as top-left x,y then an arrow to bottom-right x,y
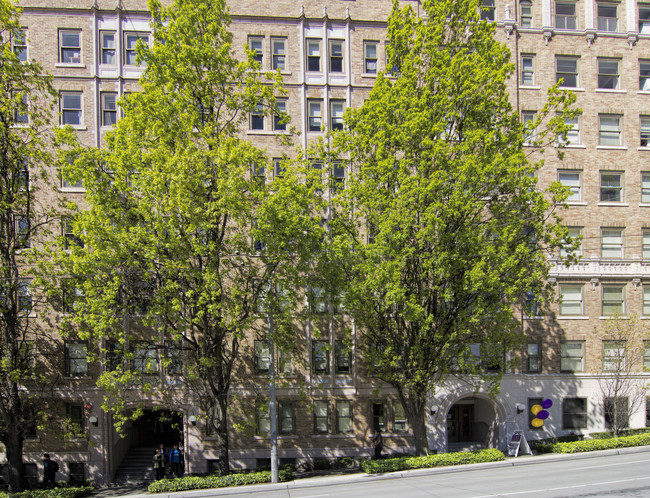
147,469 -> 293,494
0,486 -> 94,498
360,448 -> 504,474
535,432 -> 650,453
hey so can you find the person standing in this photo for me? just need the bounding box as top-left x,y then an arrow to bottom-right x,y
371,429 -> 383,460
153,447 -> 166,480
168,443 -> 184,477
42,453 -> 58,488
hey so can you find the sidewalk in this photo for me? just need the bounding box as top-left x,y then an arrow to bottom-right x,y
91,445 -> 650,498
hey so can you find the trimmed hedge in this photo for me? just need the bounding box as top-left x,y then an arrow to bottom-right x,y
590,428 -> 650,440
147,469 -> 293,493
0,486 -> 94,498
535,432 -> 650,453
360,448 -> 504,474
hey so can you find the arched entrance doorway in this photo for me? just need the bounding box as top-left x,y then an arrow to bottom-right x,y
133,409 -> 183,447
446,396 -> 498,451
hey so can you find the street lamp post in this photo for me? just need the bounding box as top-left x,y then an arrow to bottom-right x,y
267,310 -> 278,483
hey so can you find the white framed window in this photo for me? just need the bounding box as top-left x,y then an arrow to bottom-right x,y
14,216 -> 30,248
65,342 -> 88,376
522,110 -> 536,145
274,99 -> 287,131
100,31 -> 116,65
12,28 -> 27,62
330,100 -> 344,131
314,400 -> 329,434
14,93 -> 28,125
312,340 -> 329,374
336,400 -> 352,433
279,401 -> 295,434
335,340 -> 351,374
524,290 -> 541,317
60,92 -> 82,126
329,40 -> 344,73
643,229 -> 650,258
561,341 -> 584,372
521,54 -> 534,85
278,349 -> 294,376
132,344 -> 158,375
124,32 -> 149,66
597,3 -> 618,31
599,115 -> 622,146
600,171 -> 622,202
602,285 -> 625,316
556,2 -> 577,29
254,340 -> 270,374
641,61 -> 650,91
563,398 -> 587,429
641,117 -> 650,146
562,115 -> 580,145
561,226 -> 583,258
271,37 -> 286,70
257,401 -> 270,435
101,93 -> 117,127
364,41 -> 378,74
644,287 -> 650,315
250,104 -> 264,130
640,6 -> 650,33
273,158 -> 284,178
481,0 -> 495,20
603,340 -> 625,371
307,39 -> 321,72
601,228 -> 623,259
520,0 -> 533,27
308,100 -> 322,132
560,285 -> 583,316
331,161 -> 345,193
558,170 -> 581,202
18,279 -> 32,311
556,56 -> 578,88
59,30 -> 81,63
526,342 -> 541,373
393,401 -> 408,432
597,58 -> 619,89
249,36 -> 263,66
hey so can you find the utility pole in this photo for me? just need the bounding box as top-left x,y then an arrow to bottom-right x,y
268,310 -> 278,483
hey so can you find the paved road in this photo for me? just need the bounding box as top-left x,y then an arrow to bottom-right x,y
116,448 -> 650,498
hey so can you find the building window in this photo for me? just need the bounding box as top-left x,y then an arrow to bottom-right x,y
330,101 -> 344,131
603,340 -> 625,371
60,92 -> 82,126
556,2 -> 577,29
329,40 -> 344,73
249,36 -> 263,66
250,104 -> 264,130
336,400 -> 352,433
597,58 -> 619,89
68,462 -> 85,483
522,110 -> 536,145
278,401 -> 295,434
526,342 -> 541,373
331,162 -> 345,193
600,172 -> 622,202
66,403 -> 85,436
133,344 -> 158,375
371,401 -> 386,432
101,93 -> 117,127
65,342 -> 88,376
314,400 -> 329,433
481,0 -> 495,20
124,33 -> 149,66
257,401 -> 270,435
560,341 -> 584,372
520,1 -> 533,27
18,279 -> 32,311
597,3 -> 618,31
560,226 -> 583,258
15,216 -> 30,248
393,402 -> 408,432
528,398 -> 543,429
271,37 -> 286,71
641,117 -> 650,147
641,60 -> 650,91
599,115 -> 622,146
643,230 -> 650,259
14,93 -> 28,125
364,41 -> 378,74
278,349 -> 294,376
307,40 -> 321,72
273,158 -> 284,178
604,397 -> 629,430
335,340 -> 351,374
63,219 -> 83,249
100,31 -> 116,65
251,163 -> 265,184
524,290 -> 540,317
521,54 -> 534,85
640,6 -> 650,33
308,100 -> 322,132
602,285 -> 625,316
558,170 -> 581,201
556,57 -> 578,88
562,115 -> 580,145
164,341 -> 182,376
12,29 -> 27,62
59,30 -> 81,63
254,340 -> 270,374
309,285 -> 327,313
560,285 -> 583,316
601,228 -> 623,259
644,342 -> 650,370
312,340 -> 329,374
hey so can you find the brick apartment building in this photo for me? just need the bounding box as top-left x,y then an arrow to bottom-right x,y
6,0 -> 650,486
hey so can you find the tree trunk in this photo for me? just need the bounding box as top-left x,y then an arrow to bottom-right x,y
5,420 -> 25,493
216,395 -> 230,476
405,395 -> 428,456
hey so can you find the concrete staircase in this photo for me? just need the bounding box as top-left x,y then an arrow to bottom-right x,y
113,446 -> 156,485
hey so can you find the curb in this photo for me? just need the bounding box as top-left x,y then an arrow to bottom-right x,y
99,445 -> 650,497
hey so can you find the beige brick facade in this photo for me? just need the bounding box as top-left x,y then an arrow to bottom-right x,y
8,0 -> 650,486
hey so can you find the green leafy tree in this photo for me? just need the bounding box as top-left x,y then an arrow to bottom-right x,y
329,0 -> 576,455
45,0 -> 320,475
0,0 -> 58,491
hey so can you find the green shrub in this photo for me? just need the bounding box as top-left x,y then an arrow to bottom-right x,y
332,457 -> 355,469
535,432 -> 650,454
0,486 -> 94,498
360,448 -> 504,474
147,469 -> 293,493
312,459 -> 332,471
590,428 -> 650,440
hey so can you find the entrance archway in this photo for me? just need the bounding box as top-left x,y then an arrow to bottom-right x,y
133,409 -> 183,447
446,396 -> 498,450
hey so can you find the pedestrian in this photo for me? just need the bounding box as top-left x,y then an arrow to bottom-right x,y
371,429 -> 383,459
168,443 -> 184,477
42,453 -> 58,488
153,447 -> 166,480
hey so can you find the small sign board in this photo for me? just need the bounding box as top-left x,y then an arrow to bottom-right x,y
507,431 -> 531,457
